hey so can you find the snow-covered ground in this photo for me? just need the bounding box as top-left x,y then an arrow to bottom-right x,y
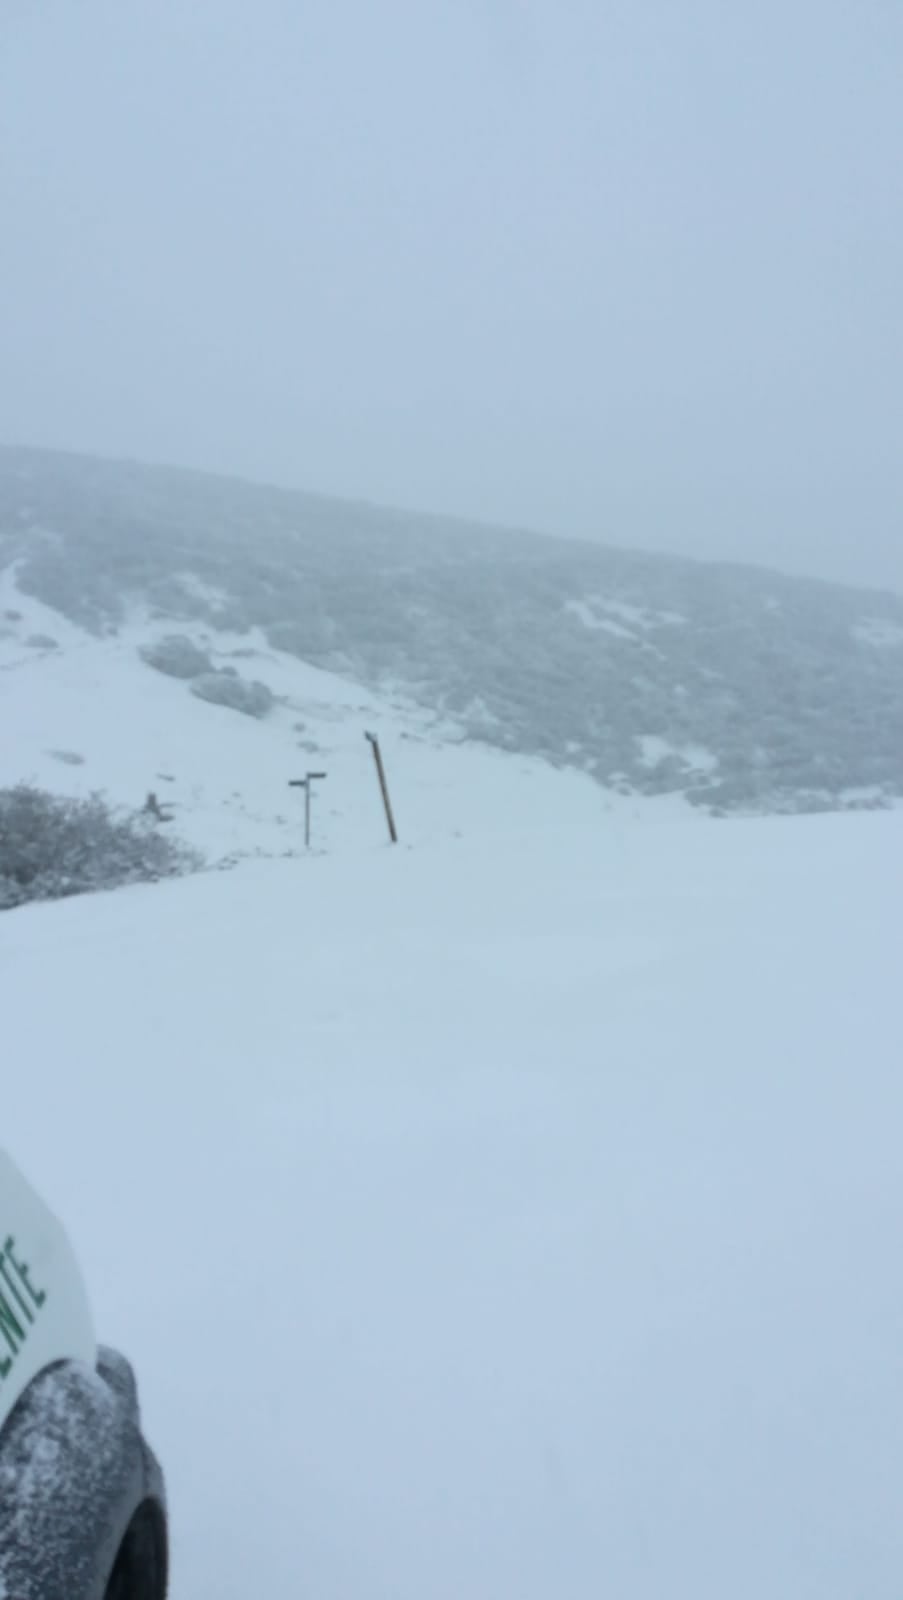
3,580 -> 903,1597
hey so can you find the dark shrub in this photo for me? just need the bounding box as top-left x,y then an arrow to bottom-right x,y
0,785 -> 200,910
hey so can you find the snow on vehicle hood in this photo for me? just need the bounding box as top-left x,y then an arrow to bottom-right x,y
0,1152 -> 95,1437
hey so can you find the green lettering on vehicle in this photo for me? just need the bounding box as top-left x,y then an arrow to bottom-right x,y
0,1255 -> 33,1324
5,1237 -> 47,1309
0,1236 -> 49,1386
0,1289 -> 24,1357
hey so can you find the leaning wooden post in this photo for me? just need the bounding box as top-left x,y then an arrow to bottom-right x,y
364,732 -> 398,844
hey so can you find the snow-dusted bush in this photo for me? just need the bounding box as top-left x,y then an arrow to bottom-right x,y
190,671 -> 274,717
0,785 -> 200,910
141,633 -> 212,679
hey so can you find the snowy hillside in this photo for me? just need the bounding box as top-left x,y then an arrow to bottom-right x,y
6,801 -> 902,1598
1,569 -> 672,872
3,443 -> 902,816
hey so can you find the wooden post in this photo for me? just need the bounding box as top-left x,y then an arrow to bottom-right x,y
365,732 -> 398,844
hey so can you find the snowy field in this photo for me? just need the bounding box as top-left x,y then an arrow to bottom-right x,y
3,579 -> 903,1596
4,807 -> 902,1597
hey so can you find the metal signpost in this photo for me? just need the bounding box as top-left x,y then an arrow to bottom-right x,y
289,772 -> 327,849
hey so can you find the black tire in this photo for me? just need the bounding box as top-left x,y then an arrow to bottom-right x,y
104,1499 -> 168,1600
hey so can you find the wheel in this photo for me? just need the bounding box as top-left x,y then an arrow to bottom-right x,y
104,1500 -> 168,1600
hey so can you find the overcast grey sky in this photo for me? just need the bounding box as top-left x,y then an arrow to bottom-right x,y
1,0 -> 901,590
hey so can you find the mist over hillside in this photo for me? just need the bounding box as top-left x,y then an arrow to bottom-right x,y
2,444 -> 901,816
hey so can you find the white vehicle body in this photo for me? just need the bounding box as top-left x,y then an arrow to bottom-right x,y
0,1151 -> 167,1598
0,1150 -> 95,1436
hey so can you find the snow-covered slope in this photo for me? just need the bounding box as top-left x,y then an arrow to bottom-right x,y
0,568 -> 690,867
3,443 -> 902,815
5,801 -> 902,1599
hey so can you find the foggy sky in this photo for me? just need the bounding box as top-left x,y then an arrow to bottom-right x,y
1,0 -> 901,591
